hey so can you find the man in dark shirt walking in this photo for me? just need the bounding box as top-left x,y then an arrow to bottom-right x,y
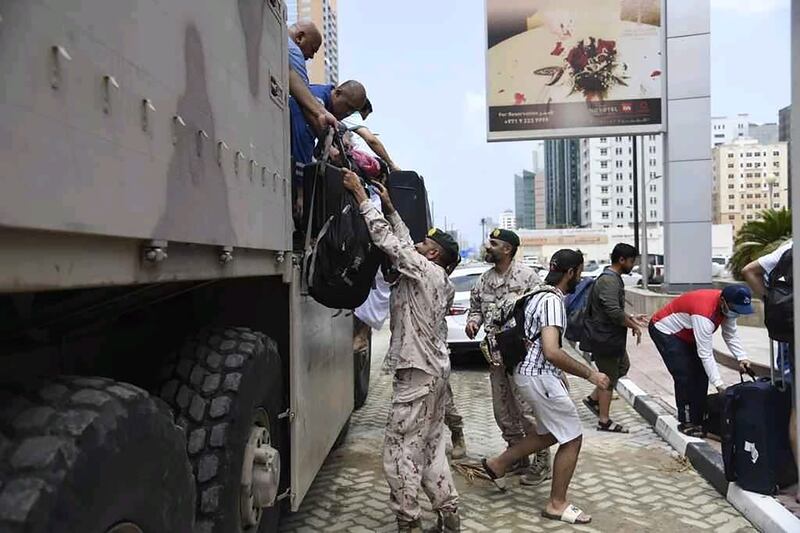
581,244 -> 646,433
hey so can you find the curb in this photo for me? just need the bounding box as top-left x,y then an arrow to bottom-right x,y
615,377 -> 800,533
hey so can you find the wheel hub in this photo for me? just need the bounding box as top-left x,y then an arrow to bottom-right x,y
240,414 -> 281,528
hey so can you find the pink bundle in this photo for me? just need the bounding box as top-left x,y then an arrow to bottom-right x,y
349,148 -> 381,178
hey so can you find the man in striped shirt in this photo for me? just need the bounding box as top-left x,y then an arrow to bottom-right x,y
483,250 -> 610,525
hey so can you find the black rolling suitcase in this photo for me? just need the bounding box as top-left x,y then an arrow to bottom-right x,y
722,343 -> 797,494
385,171 -> 432,244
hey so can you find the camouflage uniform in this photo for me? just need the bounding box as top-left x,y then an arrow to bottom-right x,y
468,262 -> 541,445
361,201 -> 458,525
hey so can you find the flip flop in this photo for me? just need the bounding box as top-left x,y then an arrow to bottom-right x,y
582,396 -> 600,416
480,458 -> 507,492
541,504 -> 592,524
678,423 -> 706,438
597,420 -> 629,433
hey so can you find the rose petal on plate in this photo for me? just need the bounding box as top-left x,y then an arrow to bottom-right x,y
550,41 -> 565,56
514,92 -> 527,105
650,69 -> 662,78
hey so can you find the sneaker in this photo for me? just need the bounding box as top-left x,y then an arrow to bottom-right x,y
434,510 -> 461,532
520,451 -> 552,486
398,519 -> 423,533
451,431 -> 467,460
510,455 -> 531,475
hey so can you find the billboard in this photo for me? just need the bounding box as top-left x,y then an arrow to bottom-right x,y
486,0 -> 665,141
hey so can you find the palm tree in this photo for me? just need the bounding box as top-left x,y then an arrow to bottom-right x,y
729,208 -> 792,280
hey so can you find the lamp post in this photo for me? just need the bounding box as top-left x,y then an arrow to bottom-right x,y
766,175 -> 780,209
641,174 -> 662,290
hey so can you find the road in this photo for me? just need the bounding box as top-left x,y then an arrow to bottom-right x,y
281,327 -> 754,532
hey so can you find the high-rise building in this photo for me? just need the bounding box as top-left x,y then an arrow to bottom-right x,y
534,172 -> 547,230
544,139 -> 581,228
712,138 -> 789,233
514,170 -> 535,229
286,0 -> 339,85
711,114 -> 750,146
498,210 -> 516,230
779,105 -> 792,206
579,135 -> 664,229
286,0 -> 298,24
531,144 -> 543,173
779,106 -> 791,142
749,123 -> 779,145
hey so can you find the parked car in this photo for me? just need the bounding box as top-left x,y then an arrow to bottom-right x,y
581,262 -> 642,286
634,254 -> 665,285
446,264 -> 490,354
712,256 -> 731,278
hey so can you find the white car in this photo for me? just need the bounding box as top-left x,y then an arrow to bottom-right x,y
446,264 -> 490,354
712,256 -> 730,278
582,263 -> 642,287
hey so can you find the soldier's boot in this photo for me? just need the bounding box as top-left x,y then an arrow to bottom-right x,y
431,510 -> 461,533
398,519 -> 423,533
520,448 -> 552,486
450,430 -> 467,460
510,454 -> 530,475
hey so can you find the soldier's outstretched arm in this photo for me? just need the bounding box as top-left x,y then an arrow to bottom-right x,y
372,183 -> 414,247
342,170 -> 427,281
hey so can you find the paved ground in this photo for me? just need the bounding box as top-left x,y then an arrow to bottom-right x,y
626,328 -> 800,518
280,328 -> 754,532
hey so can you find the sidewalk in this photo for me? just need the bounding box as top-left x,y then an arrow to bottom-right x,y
623,328 -> 800,529
712,326 -> 773,376
280,328 -> 754,532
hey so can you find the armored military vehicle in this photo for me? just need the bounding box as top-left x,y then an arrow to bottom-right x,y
0,1 -> 368,531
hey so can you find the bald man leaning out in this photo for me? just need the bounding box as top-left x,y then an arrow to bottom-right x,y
288,21 -> 336,133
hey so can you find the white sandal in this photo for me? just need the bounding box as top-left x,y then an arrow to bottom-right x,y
541,504 -> 592,524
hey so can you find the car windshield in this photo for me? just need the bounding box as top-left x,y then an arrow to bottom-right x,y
451,273 -> 482,292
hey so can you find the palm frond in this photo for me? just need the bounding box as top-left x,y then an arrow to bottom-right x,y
729,208 -> 792,280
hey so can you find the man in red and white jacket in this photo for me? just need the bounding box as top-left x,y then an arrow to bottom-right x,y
649,286 -> 754,436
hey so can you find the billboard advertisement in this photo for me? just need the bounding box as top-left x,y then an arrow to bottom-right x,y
486,0 -> 665,141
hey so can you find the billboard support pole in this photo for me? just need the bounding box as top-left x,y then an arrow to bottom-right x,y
790,0 -> 800,494
632,136 -> 640,251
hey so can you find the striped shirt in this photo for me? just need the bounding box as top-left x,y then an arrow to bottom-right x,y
517,288 -> 566,377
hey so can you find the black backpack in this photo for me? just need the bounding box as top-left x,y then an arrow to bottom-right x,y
494,288 -> 558,374
765,247 -> 793,343
302,133 -> 382,310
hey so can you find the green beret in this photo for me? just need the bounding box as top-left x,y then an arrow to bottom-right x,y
427,228 -> 460,265
490,228 -> 520,247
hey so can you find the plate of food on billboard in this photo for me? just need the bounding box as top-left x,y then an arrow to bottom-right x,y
486,0 -> 664,141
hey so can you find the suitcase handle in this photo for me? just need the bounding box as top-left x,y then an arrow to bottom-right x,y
738,368 -> 757,383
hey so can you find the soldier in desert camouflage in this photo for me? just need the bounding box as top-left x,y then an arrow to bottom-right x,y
466,229 -> 553,486
342,170 -> 461,533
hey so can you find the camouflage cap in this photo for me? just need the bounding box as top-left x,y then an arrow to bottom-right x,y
490,228 -> 520,247
427,228 -> 460,266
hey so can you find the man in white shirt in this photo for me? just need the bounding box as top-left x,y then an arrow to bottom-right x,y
742,241 -> 796,500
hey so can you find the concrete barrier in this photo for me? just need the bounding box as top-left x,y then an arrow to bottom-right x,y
624,287 -> 765,328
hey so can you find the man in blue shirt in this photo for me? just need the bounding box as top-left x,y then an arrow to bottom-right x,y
288,22 -> 336,134
290,82 -> 367,165
289,81 -> 367,219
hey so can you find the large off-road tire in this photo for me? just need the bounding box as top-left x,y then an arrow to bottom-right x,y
353,329 -> 371,410
0,376 -> 195,533
159,328 -> 286,533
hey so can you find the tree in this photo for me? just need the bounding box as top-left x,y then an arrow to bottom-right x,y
729,208 -> 792,280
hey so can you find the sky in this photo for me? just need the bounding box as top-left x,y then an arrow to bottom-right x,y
337,0 -> 791,249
